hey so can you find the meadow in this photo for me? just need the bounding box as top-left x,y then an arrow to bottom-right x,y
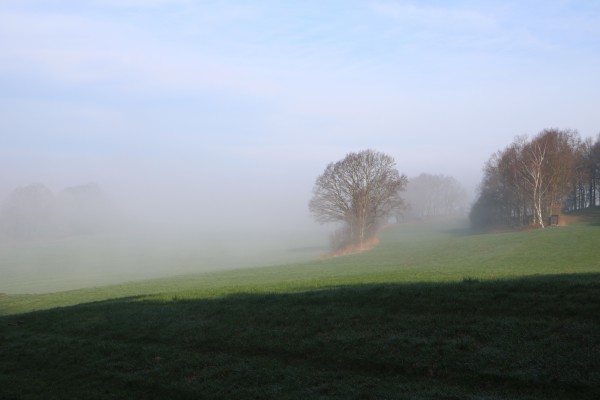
1,214 -> 599,399
0,224 -> 329,295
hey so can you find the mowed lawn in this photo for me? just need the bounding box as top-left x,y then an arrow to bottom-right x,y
1,215 -> 599,399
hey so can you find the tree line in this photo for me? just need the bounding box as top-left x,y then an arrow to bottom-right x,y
470,129 -> 600,229
0,183 -> 113,241
402,173 -> 467,220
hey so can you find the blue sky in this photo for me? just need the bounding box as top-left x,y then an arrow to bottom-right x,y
1,0 -> 599,225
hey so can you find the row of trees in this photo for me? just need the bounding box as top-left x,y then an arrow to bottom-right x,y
0,183 -> 113,240
470,129 -> 600,229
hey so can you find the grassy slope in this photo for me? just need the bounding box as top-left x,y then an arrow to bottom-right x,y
2,217 -> 599,316
1,217 -> 599,399
0,227 -> 329,294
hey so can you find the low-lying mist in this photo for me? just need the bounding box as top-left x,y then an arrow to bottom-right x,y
0,180 -> 330,294
0,153 -> 477,295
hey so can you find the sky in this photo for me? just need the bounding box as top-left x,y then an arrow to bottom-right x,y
1,0 -> 599,228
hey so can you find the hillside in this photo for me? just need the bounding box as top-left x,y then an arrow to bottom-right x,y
1,217 -> 599,399
2,217 -> 599,315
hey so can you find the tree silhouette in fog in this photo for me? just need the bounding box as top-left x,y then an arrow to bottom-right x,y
310,149 -> 407,250
403,173 -> 467,220
0,183 -> 113,240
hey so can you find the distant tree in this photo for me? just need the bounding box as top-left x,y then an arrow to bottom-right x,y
403,173 -> 467,219
568,134 -> 600,210
309,149 -> 407,250
469,151 -> 518,228
0,183 -> 56,240
572,138 -> 595,210
0,182 -> 115,240
592,135 -> 600,206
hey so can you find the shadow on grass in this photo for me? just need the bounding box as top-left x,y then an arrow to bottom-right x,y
1,274 -> 600,400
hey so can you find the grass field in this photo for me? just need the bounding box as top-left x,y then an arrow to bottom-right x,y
0,225 -> 329,294
1,214 -> 599,399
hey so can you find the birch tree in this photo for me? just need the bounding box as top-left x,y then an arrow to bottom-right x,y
519,137 -> 549,227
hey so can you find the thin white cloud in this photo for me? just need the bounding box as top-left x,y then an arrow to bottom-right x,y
0,0 -> 193,10
89,0 -> 191,8
370,2 -> 496,30
368,1 -> 562,55
0,10 -> 278,96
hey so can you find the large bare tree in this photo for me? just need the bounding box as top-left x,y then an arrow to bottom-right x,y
309,149 -> 407,249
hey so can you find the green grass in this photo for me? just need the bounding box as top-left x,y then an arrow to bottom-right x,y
1,217 -> 600,399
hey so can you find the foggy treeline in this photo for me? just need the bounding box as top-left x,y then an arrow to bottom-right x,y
402,174 -> 468,220
470,129 -> 600,229
0,183 -> 114,241
0,180 -> 331,294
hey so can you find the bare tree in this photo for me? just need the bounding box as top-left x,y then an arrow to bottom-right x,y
518,136 -> 549,227
470,150 -> 520,228
518,130 -> 579,227
309,149 -> 407,249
